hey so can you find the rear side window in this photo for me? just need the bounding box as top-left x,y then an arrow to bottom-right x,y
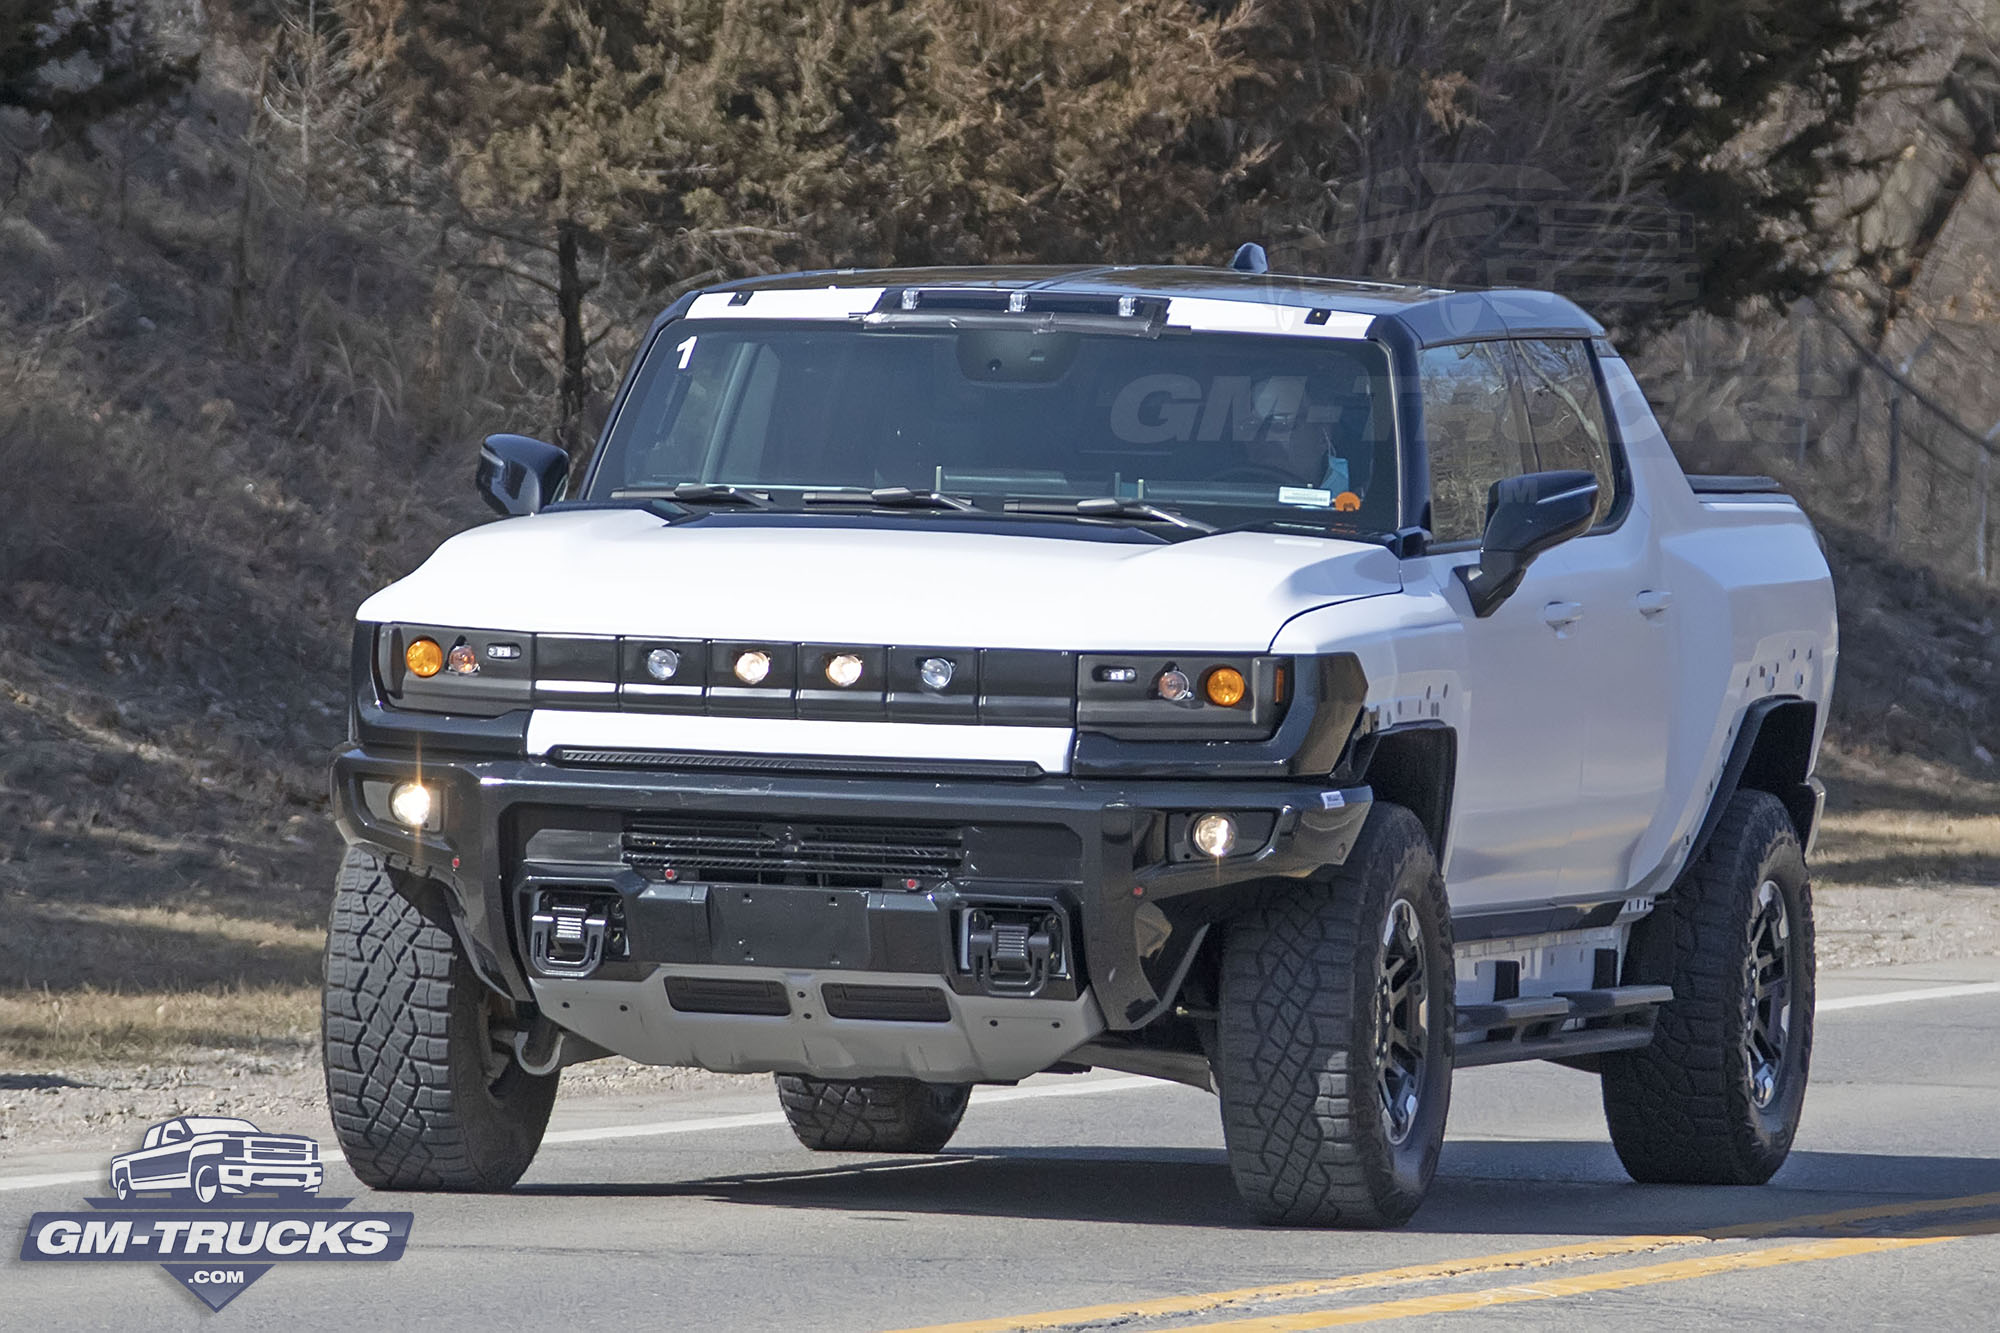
1512,339 -> 1618,527
1418,342 -> 1532,545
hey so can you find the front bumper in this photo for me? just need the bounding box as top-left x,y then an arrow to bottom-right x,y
218,1162 -> 324,1192
331,746 -> 1371,1048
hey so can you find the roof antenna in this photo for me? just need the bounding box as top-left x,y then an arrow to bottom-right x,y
1229,242 -> 1269,274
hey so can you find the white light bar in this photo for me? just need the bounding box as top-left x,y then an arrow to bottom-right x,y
525,711 -> 1073,773
685,289 -> 887,321
1164,297 -> 1374,339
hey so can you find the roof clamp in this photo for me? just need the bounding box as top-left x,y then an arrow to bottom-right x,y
1117,296 -> 1139,318
900,289 -> 920,311
1008,291 -> 1028,313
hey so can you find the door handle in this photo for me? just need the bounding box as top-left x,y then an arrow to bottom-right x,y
1633,588 -> 1673,617
1541,600 -> 1584,629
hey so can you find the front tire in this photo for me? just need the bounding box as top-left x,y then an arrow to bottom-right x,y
1214,802 -> 1453,1228
1600,789 -> 1815,1185
192,1164 -> 220,1205
322,847 -> 559,1191
775,1076 -> 971,1153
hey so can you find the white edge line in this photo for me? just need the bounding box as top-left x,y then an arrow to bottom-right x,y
13,989 -> 1990,1190
0,1170 -> 103,1194
0,1078 -> 1169,1190
541,1074 -> 1162,1146
1818,980 -> 2000,1013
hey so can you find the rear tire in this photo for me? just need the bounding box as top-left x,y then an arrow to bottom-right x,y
322,847 -> 559,1191
775,1075 -> 971,1153
1214,802 -> 1453,1228
1600,789 -> 1814,1185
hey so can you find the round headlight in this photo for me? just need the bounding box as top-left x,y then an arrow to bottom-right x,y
1157,668 -> 1193,702
645,648 -> 681,681
389,781 -> 434,829
1191,812 -> 1238,858
825,653 -> 864,688
405,638 -> 443,678
446,643 -> 479,675
733,650 -> 772,685
1204,666 -> 1247,707
919,657 -> 955,691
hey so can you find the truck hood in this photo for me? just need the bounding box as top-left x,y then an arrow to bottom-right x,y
357,509 -> 1402,651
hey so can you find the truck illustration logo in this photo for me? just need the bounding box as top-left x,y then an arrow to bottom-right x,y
109,1116 -> 325,1204
20,1118 -> 411,1311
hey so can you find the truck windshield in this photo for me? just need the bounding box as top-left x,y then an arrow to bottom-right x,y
587,321 -> 1398,536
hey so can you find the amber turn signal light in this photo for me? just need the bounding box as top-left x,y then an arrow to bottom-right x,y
406,637 -> 445,678
1204,666 -> 1246,707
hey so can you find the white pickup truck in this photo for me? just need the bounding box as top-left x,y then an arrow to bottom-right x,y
324,260 -> 1835,1226
110,1117 -> 324,1202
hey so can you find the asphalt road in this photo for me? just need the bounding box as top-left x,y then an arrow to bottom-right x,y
9,955 -> 2000,1330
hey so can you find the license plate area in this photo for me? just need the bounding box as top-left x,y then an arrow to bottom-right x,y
708,884 -> 874,969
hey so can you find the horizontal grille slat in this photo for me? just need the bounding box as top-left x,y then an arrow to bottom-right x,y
622,814 -> 964,889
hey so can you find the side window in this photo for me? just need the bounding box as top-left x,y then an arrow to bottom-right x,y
1418,342 -> 1532,545
1513,339 -> 1617,526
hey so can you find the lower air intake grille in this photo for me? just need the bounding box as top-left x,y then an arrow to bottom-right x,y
622,814 -> 965,889
664,977 -> 792,1016
821,984 -> 953,1023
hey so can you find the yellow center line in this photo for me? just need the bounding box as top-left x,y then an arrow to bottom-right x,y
884,1190 -> 2000,1333
1165,1234 -> 1960,1331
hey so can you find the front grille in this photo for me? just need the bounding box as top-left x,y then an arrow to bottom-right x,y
246,1139 -> 311,1161
622,814 -> 965,889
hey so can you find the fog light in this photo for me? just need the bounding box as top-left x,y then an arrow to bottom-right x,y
645,647 -> 681,681
733,650 -> 771,684
825,653 -> 864,687
389,781 -> 434,829
1204,666 -> 1247,707
446,643 -> 479,675
1157,668 -> 1193,702
405,638 -> 443,678
919,656 -> 956,690
1191,812 -> 1237,858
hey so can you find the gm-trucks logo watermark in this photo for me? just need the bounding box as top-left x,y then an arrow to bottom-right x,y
19,1116 -> 412,1311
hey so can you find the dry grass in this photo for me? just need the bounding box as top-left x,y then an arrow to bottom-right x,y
0,985 -> 317,1064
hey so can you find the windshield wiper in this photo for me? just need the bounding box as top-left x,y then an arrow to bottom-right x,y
1011,496 -> 1217,533
611,482 -> 770,508
801,487 -> 977,512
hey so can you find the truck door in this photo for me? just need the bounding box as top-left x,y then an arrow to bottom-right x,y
1406,340 -> 1588,916
1509,338 -> 1675,900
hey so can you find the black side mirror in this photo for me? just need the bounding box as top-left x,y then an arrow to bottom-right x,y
476,434 -> 570,517
1454,469 -> 1599,617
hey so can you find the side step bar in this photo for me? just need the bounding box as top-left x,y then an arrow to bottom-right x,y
1455,984 -> 1673,1068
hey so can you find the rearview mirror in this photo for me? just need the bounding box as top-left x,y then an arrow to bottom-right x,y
476,434 -> 570,517
1454,469 -> 1599,617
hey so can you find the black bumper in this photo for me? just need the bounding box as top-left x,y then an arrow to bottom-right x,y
331,746 -> 1371,1030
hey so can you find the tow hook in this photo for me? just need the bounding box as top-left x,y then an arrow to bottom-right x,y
960,905 -> 1067,997
527,889 -> 622,977
511,1015 -> 566,1076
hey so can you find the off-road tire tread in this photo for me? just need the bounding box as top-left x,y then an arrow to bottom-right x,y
1600,790 -> 1814,1185
322,847 -> 558,1191
1215,803 -> 1452,1228
774,1075 -> 971,1153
